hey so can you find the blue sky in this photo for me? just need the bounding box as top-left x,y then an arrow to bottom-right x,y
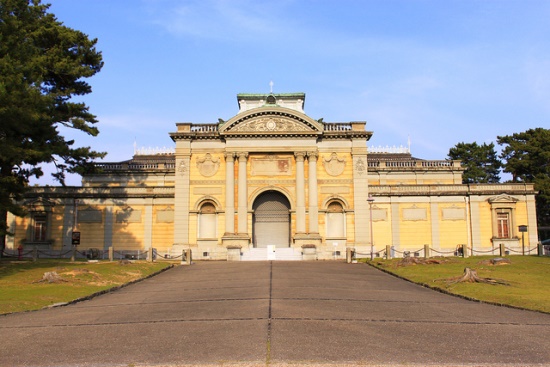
35,0 -> 550,185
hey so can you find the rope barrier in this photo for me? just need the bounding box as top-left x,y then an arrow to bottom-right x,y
471,248 -> 498,254
430,249 -> 456,255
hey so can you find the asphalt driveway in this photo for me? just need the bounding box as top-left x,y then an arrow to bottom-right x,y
1,261 -> 549,366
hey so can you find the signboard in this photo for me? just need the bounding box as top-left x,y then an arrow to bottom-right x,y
71,231 -> 81,245
518,225 -> 528,233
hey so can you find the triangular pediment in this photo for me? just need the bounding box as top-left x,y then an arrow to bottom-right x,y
220,107 -> 323,136
488,194 -> 519,204
24,197 -> 57,210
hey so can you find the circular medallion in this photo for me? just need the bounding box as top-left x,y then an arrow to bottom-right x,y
266,119 -> 276,130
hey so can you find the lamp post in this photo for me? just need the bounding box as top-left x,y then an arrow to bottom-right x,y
367,195 -> 375,261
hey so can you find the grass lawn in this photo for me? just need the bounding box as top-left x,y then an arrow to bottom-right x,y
0,259 -> 172,315
367,255 -> 550,313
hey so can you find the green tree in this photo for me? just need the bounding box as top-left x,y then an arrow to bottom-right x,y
497,128 -> 550,227
0,0 -> 104,256
448,142 -> 502,183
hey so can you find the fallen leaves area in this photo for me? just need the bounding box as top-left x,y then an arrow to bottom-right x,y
33,264 -> 148,286
396,257 -> 450,266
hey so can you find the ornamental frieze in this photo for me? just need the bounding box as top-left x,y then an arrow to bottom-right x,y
323,153 -> 346,176
231,117 -> 312,133
196,153 -> 220,177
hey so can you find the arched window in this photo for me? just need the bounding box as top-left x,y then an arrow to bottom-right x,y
326,201 -> 345,238
198,202 -> 217,239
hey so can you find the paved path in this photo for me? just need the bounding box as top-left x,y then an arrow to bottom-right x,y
1,261 -> 549,367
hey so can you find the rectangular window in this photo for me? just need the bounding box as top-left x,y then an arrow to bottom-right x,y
33,215 -> 47,242
327,212 -> 345,238
199,213 -> 216,238
497,212 -> 510,238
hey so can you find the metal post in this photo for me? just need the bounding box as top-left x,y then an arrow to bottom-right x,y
518,225 -> 528,256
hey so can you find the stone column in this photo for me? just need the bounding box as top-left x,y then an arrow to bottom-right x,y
224,152 -> 235,234
295,152 -> 306,233
307,152 -> 319,234
237,152 -> 248,234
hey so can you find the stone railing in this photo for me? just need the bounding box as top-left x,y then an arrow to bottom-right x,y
134,146 -> 175,155
95,163 -> 125,170
191,124 -> 218,132
368,145 -> 410,154
324,123 -> 352,131
368,160 -> 461,169
96,160 -> 175,171
369,183 -> 536,195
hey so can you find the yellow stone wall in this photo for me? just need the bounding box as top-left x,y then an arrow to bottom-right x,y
152,206 -> 175,252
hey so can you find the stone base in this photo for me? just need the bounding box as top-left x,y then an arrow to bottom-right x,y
293,233 -> 322,249
226,246 -> 242,261
301,246 -> 317,261
222,234 -> 250,249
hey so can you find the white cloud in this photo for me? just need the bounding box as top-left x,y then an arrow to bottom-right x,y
144,0 -> 294,41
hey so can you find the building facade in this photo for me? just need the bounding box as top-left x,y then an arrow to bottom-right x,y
5,93 -> 539,260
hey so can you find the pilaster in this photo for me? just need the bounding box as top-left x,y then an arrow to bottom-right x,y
174,148 -> 191,247
103,206 -> 113,251
144,199 -> 153,250
352,154 -> 369,245
224,152 -> 235,234
307,151 -> 319,234
295,152 -> 306,234
237,152 -> 248,234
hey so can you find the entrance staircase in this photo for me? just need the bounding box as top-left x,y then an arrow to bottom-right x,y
241,247 -> 302,261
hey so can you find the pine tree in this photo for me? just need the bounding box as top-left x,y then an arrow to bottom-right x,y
498,128 -> 550,227
447,142 -> 502,184
0,0 -> 104,255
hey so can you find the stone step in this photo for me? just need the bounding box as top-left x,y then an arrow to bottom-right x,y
241,247 -> 302,261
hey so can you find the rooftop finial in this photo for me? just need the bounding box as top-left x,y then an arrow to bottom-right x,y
269,80 -> 274,93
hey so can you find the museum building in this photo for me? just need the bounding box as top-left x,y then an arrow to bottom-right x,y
5,92 -> 539,260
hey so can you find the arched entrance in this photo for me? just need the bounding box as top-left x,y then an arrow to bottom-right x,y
252,191 -> 291,248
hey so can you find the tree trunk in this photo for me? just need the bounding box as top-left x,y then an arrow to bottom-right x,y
0,209 -> 7,258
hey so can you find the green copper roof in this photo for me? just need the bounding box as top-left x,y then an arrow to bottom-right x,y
237,93 -> 305,99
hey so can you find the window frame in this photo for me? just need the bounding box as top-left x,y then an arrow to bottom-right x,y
325,200 -> 346,239
198,202 -> 217,239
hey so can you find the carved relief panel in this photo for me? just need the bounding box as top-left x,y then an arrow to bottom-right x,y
251,155 -> 292,176
196,153 -> 220,177
323,153 -> 346,176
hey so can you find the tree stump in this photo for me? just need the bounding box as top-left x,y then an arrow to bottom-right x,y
436,267 -> 510,286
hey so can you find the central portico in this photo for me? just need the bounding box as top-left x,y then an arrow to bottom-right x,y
169,92 -> 371,256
